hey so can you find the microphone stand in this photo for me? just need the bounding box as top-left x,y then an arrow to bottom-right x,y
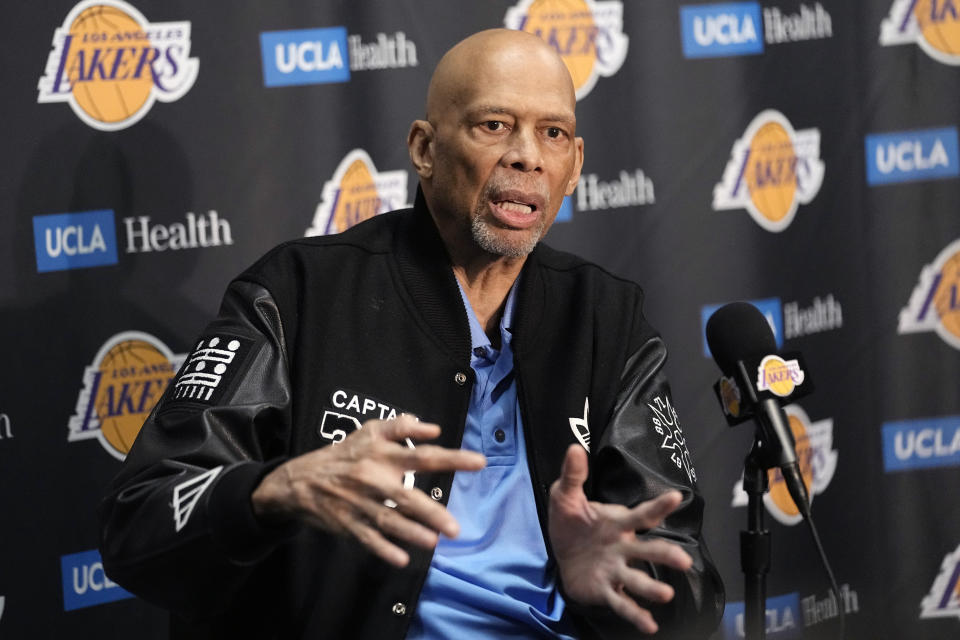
741,439 -> 772,640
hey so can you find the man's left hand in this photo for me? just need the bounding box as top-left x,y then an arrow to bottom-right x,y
548,444 -> 693,635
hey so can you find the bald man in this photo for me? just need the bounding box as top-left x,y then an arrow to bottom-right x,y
101,29 -> 723,640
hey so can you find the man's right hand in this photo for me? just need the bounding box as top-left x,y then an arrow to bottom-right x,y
250,414 -> 485,567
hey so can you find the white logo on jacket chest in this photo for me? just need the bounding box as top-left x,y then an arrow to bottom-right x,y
569,398 -> 591,452
318,389 -> 416,501
649,396 -> 696,484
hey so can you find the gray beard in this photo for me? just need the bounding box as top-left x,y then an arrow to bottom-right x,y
470,214 -> 543,258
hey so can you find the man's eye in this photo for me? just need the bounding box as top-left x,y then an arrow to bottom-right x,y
484,121 -> 504,131
546,127 -> 563,138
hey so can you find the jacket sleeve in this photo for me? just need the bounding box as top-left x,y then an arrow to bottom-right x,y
581,319 -> 725,638
98,279 -> 297,620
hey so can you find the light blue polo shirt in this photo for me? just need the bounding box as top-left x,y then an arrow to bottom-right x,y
406,279 -> 575,639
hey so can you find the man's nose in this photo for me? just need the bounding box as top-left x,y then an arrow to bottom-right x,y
501,128 -> 543,172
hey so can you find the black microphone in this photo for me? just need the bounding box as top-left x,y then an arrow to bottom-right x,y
706,302 -> 812,519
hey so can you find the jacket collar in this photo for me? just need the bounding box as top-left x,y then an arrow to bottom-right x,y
393,187 -> 546,363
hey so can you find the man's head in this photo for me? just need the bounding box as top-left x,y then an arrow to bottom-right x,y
408,29 -> 584,262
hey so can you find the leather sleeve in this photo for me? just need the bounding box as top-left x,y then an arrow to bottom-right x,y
98,280 -> 297,620
579,320 -> 725,638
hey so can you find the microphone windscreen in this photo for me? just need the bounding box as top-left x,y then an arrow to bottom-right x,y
705,302 -> 777,375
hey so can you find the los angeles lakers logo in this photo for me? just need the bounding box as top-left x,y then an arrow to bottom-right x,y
899,238 -> 960,350
756,355 -> 805,397
69,331 -> 184,460
305,149 -> 409,237
38,0 -> 199,131
504,0 -> 629,100
732,405 -> 837,525
881,0 -> 960,65
713,110 -> 825,232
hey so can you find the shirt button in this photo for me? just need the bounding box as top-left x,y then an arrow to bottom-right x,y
454,372 -> 467,385
473,346 -> 485,357
392,602 -> 407,616
494,429 -> 506,443
430,487 -> 443,500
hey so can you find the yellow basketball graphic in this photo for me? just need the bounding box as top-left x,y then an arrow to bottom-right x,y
933,250 -> 960,340
914,0 -> 960,56
745,122 -> 797,224
333,159 -> 381,232
517,0 -> 597,93
767,414 -> 813,518
93,338 -> 172,457
65,4 -> 153,126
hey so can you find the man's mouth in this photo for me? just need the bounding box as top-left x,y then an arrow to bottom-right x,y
495,199 -> 536,215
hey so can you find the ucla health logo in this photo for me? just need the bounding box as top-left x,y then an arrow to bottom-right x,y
921,543 -> 960,620
722,592 -> 801,639
38,0 -> 198,131
33,210 -> 118,273
504,0 -> 629,100
305,149 -> 409,236
883,414 -> 960,472
881,0 -> 960,65
714,110 -> 824,232
61,549 -> 133,611
260,27 -> 349,87
899,238 -> 960,349
866,127 -> 959,185
733,405 -> 837,525
681,2 -> 764,58
70,331 -> 184,460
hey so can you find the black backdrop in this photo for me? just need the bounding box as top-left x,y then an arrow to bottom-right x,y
3,1 -> 960,638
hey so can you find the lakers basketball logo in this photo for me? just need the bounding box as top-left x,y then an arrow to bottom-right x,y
732,404 -> 837,525
899,238 -> 960,350
921,543 -> 960,620
504,0 -> 629,100
756,355 -> 805,397
305,149 -> 409,237
881,0 -> 960,65
69,331 -> 184,460
713,110 -> 824,232
37,0 -> 198,131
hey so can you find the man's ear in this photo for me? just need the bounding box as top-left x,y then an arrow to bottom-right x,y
564,137 -> 585,197
407,120 -> 435,179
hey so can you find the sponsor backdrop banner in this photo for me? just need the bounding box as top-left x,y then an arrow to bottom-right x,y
1,1 -> 958,638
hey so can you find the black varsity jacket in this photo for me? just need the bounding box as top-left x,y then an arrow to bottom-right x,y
99,192 -> 724,639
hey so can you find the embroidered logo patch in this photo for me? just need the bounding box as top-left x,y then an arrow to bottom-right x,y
318,389 -> 417,500
648,395 -> 697,484
172,466 -> 222,532
169,334 -> 256,405
569,397 -> 591,452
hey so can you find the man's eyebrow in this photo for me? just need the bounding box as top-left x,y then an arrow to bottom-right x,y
466,105 -> 576,125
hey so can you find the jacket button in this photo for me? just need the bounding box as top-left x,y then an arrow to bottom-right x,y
431,487 -> 443,500
454,372 -> 467,385
392,602 -> 407,616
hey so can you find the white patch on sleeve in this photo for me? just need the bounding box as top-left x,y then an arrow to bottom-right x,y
173,466 -> 223,532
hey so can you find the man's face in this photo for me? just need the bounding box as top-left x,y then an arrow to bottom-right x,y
424,48 -> 583,259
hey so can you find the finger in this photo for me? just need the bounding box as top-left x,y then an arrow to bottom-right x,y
621,538 -> 694,572
370,414 -> 441,442
390,443 -> 486,473
385,483 -> 462,539
339,513 -> 411,568
604,586 -> 659,634
616,490 -> 684,531
357,494 -> 445,549
617,563 -> 676,605
556,444 -> 589,494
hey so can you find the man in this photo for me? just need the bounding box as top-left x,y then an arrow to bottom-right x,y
100,29 -> 724,639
